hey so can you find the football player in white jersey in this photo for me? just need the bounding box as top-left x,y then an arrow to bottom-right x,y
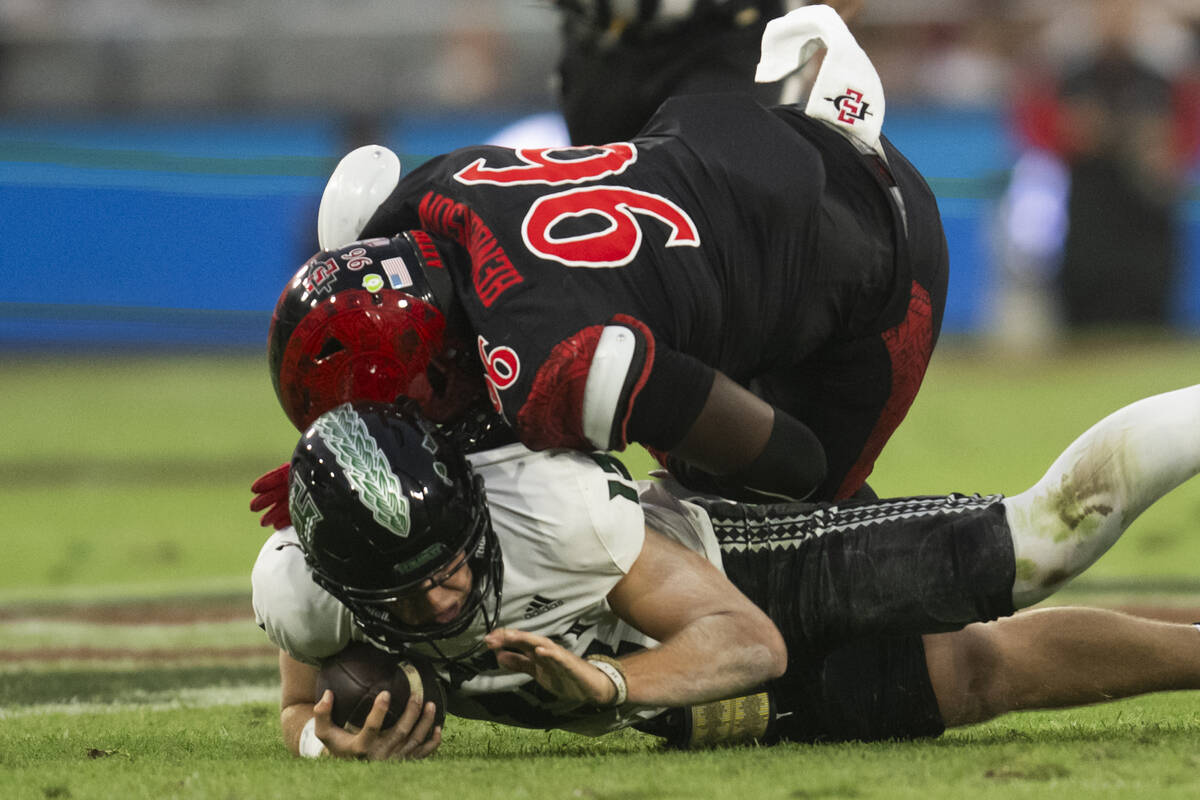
255,402 -> 784,757
253,387 -> 1200,760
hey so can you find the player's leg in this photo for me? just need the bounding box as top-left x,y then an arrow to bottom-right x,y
556,16 -> 765,146
755,606 -> 1200,744
924,607 -> 1200,728
704,385 -> 1200,646
555,16 -> 677,147
763,634 -> 946,744
1005,384 -> 1200,607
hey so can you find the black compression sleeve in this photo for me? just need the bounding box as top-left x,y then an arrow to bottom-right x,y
730,410 -> 827,500
664,409 -> 828,502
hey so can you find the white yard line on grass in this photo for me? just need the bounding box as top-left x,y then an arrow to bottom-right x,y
0,684 -> 279,719
0,618 -> 269,651
0,577 -> 251,606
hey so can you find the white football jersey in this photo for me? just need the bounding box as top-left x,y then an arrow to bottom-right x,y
251,442 -> 723,736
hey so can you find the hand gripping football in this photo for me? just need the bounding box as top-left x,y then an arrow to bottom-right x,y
316,642 -> 447,730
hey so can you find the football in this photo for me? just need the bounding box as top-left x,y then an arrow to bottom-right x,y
316,642 -> 447,730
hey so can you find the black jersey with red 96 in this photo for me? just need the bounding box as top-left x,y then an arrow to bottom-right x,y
360,93 -> 947,499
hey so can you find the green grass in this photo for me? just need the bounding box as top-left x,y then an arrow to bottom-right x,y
0,353 -> 295,601
0,353 -> 293,462
874,336 -> 1200,497
5,696 -> 1200,799
6,341 -> 1200,798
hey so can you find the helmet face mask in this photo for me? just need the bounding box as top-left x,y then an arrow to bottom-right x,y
323,520 -> 503,657
268,232 -> 484,431
288,402 -> 503,657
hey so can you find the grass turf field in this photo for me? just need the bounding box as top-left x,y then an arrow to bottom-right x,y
4,338 -> 1200,798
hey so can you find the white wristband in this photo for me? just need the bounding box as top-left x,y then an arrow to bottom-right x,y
586,655 -> 628,706
298,717 -> 327,758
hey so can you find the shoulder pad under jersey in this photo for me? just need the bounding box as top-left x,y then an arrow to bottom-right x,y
317,145 -> 402,250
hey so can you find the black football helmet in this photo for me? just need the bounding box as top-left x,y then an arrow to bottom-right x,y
268,232 -> 484,431
288,402 -> 503,653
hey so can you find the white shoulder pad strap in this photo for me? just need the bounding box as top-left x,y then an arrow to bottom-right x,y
755,4 -> 886,158
582,325 -> 638,450
317,145 -> 403,250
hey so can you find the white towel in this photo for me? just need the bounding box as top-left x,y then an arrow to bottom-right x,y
755,4 -> 886,158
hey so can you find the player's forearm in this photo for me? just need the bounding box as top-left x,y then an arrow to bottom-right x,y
619,610 -> 786,707
669,373 -> 826,500
280,703 -> 315,757
601,528 -> 788,707
278,652 -> 323,757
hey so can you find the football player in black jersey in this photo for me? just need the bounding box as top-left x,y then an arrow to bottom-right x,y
263,6 -> 943,507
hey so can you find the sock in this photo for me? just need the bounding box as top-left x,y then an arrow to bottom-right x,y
1006,385 -> 1200,607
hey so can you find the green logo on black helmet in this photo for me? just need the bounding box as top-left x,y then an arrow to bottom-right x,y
313,405 -> 411,538
289,479 -> 323,551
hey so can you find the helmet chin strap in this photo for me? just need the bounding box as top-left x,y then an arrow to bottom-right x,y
417,237 -> 473,349
412,607 -> 493,665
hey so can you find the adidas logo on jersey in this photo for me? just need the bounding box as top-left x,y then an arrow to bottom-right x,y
523,594 -> 564,620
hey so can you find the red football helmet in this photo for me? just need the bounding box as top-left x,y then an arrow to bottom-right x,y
268,232 -> 483,430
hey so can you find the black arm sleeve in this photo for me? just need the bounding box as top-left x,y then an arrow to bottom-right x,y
668,411 -> 827,502
731,410 -> 827,500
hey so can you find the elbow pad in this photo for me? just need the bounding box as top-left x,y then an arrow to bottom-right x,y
580,320 -> 710,451
581,325 -> 641,450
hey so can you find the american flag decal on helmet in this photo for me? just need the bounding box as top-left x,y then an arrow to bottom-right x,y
382,256 -> 413,290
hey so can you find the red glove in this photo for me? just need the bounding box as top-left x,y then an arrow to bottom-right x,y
250,463 -> 292,530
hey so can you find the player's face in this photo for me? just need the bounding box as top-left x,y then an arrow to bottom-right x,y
388,552 -> 474,627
